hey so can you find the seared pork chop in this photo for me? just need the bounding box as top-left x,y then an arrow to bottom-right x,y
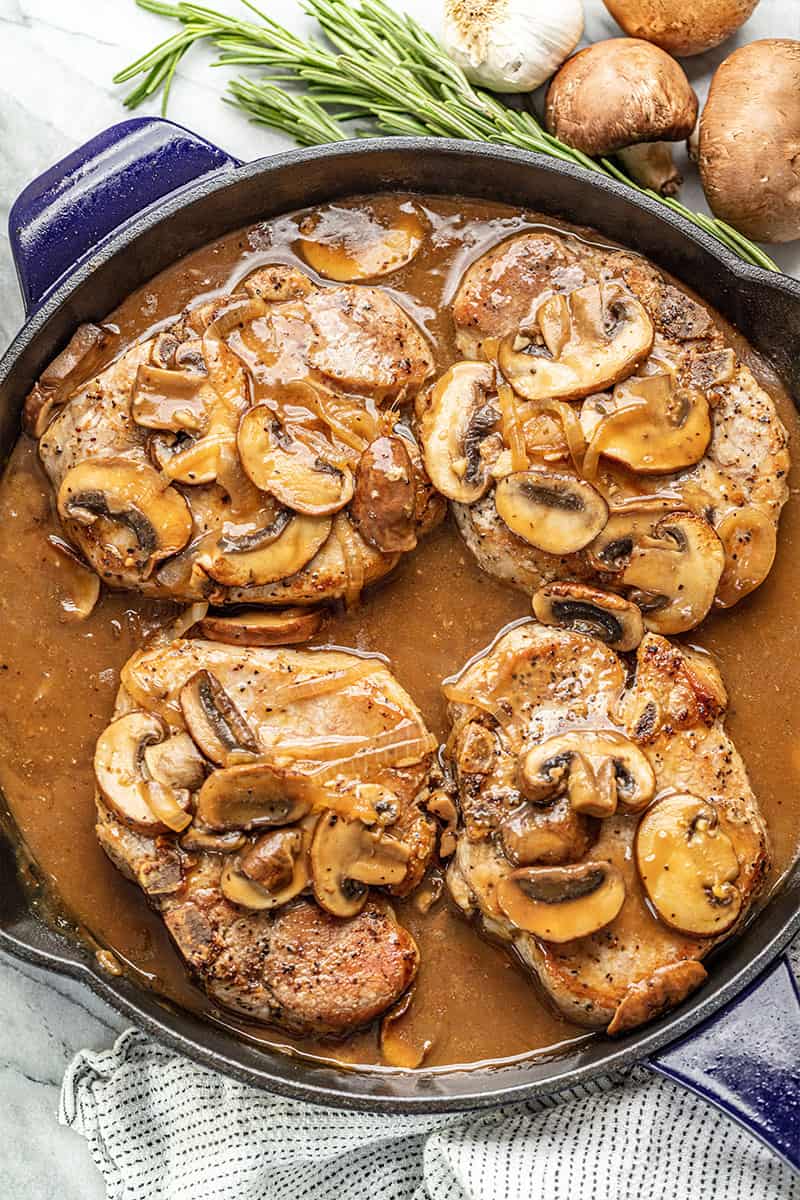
417,231 -> 790,632
444,622 -> 769,1033
94,637 -> 436,1036
33,265 -> 440,606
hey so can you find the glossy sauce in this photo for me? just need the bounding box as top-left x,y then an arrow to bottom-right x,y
0,195 -> 797,1069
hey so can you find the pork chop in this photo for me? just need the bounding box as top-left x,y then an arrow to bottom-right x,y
419,231 -> 790,631
444,621 -> 769,1033
95,637 -> 437,1036
33,265 -> 440,606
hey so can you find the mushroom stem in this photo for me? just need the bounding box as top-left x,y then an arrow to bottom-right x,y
616,143 -> 683,198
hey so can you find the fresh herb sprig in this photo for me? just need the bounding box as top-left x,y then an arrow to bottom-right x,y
115,0 -> 778,271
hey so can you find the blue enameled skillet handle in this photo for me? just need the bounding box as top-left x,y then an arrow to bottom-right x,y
8,117 -> 241,314
649,955 -> 800,1171
6,118 -> 800,1168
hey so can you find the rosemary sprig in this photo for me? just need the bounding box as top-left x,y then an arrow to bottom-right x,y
115,0 -> 778,271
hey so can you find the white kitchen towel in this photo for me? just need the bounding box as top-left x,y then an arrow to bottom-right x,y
61,942 -> 800,1200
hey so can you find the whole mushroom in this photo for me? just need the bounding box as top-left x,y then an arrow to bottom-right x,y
698,40 -> 800,243
545,39 -> 698,196
602,0 -> 760,58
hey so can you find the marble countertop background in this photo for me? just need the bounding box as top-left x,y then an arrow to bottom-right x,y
0,0 -> 799,1195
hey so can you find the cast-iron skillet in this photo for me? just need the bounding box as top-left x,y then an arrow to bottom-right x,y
1,119 -> 799,1167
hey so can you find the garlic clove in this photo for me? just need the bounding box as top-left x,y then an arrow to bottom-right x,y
442,0 -> 584,94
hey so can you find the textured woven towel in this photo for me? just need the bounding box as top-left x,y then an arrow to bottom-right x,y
61,943 -> 800,1200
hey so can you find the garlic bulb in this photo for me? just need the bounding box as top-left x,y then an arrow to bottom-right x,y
443,0 -> 584,94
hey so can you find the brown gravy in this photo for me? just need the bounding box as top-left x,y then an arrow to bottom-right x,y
0,195 -> 798,1069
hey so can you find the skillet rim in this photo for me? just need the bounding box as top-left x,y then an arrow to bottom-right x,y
1,135 -> 799,1111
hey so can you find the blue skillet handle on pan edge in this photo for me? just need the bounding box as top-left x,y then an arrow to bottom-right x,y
649,955 -> 800,1172
8,117 -> 241,315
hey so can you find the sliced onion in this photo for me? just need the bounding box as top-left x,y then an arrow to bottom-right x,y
292,380 -> 369,454
311,733 -> 438,778
536,398 -> 587,475
269,660 -> 377,709
335,514 -> 365,609
143,781 -> 192,832
441,682 -> 512,727
497,382 -> 529,472
274,718 -> 429,762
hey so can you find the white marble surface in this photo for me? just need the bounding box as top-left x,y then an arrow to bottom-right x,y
0,1 -> 799,1196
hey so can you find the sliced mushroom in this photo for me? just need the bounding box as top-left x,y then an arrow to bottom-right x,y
159,433 -> 222,485
94,711 -> 192,834
497,861 -> 626,942
199,606 -> 324,646
57,459 -> 192,577
24,323 -> 109,437
715,507 -> 777,608
180,670 -> 260,765
196,762 -> 314,831
585,498 -> 682,574
533,581 -> 644,651
350,436 -> 417,553
497,284 -> 654,402
131,363 -> 209,432
220,825 -> 311,910
142,730 -> 207,793
494,470 -> 608,554
202,512 -> 332,588
636,793 -> 742,937
238,407 -> 353,515
499,795 -> 595,865
298,205 -> 424,281
310,812 -> 411,918
180,826 -> 246,853
619,512 -> 725,634
580,374 -> 711,475
46,534 -> 101,622
420,361 -> 500,503
519,730 -> 655,818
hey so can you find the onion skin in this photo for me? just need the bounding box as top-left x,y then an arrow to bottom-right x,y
602,0 -> 760,58
699,40 -> 800,244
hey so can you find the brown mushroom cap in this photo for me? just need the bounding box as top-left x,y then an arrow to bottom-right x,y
532,581 -> 644,651
94,712 -> 194,834
580,374 -> 711,476
196,762 -> 315,831
24,323 -> 109,438
203,511 -> 332,588
420,361 -> 500,503
715,507 -> 777,608
699,40 -> 800,243
198,606 -> 324,646
620,511 -> 725,634
519,730 -> 656,818
497,284 -> 654,403
602,0 -> 760,58
350,435 -> 418,553
495,470 -> 609,554
499,795 -> 595,866
238,407 -> 354,516
179,669 -> 260,765
220,824 -> 311,910
310,812 -> 411,918
497,861 -> 626,942
57,459 -> 193,578
545,39 -> 698,157
635,793 -> 743,936
131,363 -> 209,433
